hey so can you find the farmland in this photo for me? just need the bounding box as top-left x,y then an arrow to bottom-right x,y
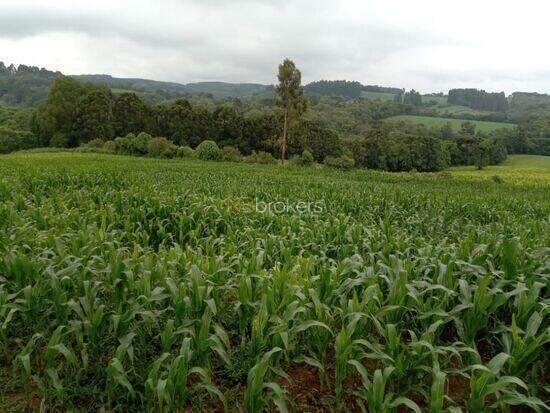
361,91 -> 396,101
385,115 -> 516,133
0,152 -> 549,412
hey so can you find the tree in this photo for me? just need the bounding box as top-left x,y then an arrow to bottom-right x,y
113,93 -> 151,136
440,122 -> 454,139
275,59 -> 308,163
403,89 -> 422,106
460,121 -> 476,136
32,76 -> 85,146
71,88 -> 114,145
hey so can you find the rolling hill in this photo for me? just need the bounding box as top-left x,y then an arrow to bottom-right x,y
72,75 -> 273,98
385,115 -> 516,133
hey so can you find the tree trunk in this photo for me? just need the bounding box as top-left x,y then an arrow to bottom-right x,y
280,108 -> 288,164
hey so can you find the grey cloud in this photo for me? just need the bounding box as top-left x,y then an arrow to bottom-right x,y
1,0 -> 550,93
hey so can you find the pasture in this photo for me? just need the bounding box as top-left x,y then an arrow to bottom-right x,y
385,115 -> 516,133
361,91 -> 396,101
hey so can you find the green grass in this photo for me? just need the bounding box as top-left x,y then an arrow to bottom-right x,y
0,152 -> 548,411
422,95 -> 448,106
385,115 -> 516,133
436,105 -> 495,117
361,91 -> 396,101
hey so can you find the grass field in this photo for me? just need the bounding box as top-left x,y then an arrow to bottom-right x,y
435,105 -> 495,117
385,115 -> 516,133
361,91 -> 396,101
421,95 -> 448,106
0,152 -> 549,412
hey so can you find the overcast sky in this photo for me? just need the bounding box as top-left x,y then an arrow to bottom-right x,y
0,0 -> 548,94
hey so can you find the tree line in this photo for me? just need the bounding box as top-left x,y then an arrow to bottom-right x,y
2,59 -> 526,171
448,88 -> 509,112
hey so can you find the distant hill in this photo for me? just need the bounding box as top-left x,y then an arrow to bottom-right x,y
0,62 -> 62,106
1,62 -> 274,107
72,75 -> 273,99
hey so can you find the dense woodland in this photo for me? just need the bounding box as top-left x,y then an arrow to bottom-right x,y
448,88 -> 509,112
2,61 -> 550,171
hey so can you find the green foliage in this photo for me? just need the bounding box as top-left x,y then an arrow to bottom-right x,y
0,126 -> 38,153
276,58 -> 308,162
103,140 -> 116,153
305,80 -> 364,99
449,88 -> 508,112
403,89 -> 422,106
363,132 -> 449,172
300,149 -> 314,166
287,119 -> 340,161
0,62 -> 61,106
244,150 -> 277,164
196,140 -> 221,161
86,138 -> 106,148
176,145 -> 195,158
0,152 -> 548,411
385,115 -> 515,134
147,137 -> 177,158
221,146 -> 242,162
323,154 -> 355,170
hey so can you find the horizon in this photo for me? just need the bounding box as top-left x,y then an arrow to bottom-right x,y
3,60 -> 548,97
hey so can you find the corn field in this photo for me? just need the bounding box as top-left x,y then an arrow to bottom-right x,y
0,152 -> 549,412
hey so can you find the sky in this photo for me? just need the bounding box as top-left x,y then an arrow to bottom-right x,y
0,0 -> 548,94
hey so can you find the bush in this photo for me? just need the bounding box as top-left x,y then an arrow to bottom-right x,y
113,132 -> 153,155
245,151 -> 277,164
147,137 -> 177,158
86,138 -> 106,148
324,155 -> 355,170
132,132 -> 153,155
302,150 -> 314,165
103,140 -> 116,153
114,136 -> 132,154
196,140 -> 221,161
0,127 -> 39,153
290,150 -> 314,166
176,146 -> 195,158
221,146 -> 242,162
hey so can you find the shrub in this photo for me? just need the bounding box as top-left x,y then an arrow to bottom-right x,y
0,127 -> 39,153
177,146 -> 195,158
132,132 -> 153,155
148,137 -> 177,158
221,146 -> 242,162
114,136 -> 132,154
289,155 -> 302,166
245,151 -> 277,164
289,150 -> 314,166
196,140 -> 221,161
302,149 -> 314,165
324,155 -> 355,170
103,140 -> 116,153
87,138 -> 106,148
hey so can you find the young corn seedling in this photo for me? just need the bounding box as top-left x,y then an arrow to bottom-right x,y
245,347 -> 289,413
467,352 -> 548,412
350,365 -> 421,413
502,312 -> 550,377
